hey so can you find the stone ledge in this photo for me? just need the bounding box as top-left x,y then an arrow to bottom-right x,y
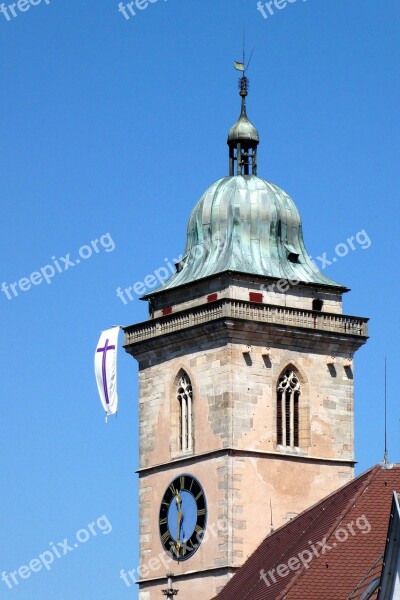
124,299 -> 368,347
138,565 -> 239,586
136,447 -> 355,476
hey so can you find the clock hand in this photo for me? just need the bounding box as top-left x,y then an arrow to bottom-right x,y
175,491 -> 183,546
177,510 -> 183,543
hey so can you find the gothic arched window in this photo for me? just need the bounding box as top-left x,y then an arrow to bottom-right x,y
177,373 -> 193,452
277,369 -> 300,448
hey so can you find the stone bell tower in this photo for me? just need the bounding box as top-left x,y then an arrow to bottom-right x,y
123,72 -> 368,600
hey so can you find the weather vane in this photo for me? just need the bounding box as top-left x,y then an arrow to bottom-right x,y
233,38 -> 255,96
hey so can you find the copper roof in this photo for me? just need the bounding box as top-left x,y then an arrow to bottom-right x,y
215,465 -> 400,600
149,175 -> 346,296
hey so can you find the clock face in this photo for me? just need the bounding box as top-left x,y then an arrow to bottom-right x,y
159,474 -> 207,561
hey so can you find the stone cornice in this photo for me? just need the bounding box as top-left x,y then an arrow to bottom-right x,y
123,299 -> 368,359
136,447 -> 356,476
137,565 -> 239,585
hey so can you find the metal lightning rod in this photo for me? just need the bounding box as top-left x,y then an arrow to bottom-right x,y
384,357 -> 388,466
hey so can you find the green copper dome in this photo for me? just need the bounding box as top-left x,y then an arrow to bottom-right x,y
148,75 -> 344,296
151,175 -> 344,293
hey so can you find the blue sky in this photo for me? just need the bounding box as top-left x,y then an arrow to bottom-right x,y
0,0 -> 399,598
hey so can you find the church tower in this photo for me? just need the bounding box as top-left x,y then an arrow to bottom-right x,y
124,73 -> 368,600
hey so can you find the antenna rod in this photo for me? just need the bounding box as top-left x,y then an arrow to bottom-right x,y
384,357 -> 388,465
243,27 -> 245,69
246,45 -> 256,72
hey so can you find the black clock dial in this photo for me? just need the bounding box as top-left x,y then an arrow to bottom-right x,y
159,474 -> 207,561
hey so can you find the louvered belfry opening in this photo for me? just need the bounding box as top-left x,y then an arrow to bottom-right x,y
177,372 -> 193,452
277,369 -> 301,448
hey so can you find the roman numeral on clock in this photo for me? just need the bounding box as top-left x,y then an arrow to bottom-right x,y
161,531 -> 171,544
159,475 -> 207,561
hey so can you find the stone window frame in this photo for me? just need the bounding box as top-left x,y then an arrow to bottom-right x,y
276,363 -> 310,452
171,368 -> 195,458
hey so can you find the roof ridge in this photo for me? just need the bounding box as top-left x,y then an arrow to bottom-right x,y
274,465 -> 381,600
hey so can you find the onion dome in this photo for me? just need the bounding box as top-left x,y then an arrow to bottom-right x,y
151,175 -> 344,293
148,73 -> 344,295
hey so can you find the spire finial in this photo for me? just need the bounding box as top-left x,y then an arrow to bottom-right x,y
228,58 -> 259,176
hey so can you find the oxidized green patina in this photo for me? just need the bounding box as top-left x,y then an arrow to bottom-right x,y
152,174 -> 344,293
150,76 -> 344,295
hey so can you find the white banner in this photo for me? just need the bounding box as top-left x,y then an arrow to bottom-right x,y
94,327 -> 120,419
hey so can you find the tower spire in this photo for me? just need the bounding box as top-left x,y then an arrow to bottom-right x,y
228,63 -> 259,176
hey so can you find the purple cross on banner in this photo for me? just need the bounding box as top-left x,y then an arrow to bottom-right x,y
95,326 -> 120,419
96,339 -> 116,405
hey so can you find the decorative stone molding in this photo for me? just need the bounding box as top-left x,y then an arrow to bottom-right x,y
124,299 -> 368,346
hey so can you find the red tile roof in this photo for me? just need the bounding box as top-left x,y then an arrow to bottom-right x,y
215,464 -> 400,600
347,556 -> 382,599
